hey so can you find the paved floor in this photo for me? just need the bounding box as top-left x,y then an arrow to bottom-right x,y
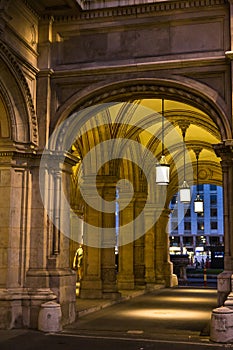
70,286 -> 218,341
0,286 -> 229,350
75,283 -> 164,317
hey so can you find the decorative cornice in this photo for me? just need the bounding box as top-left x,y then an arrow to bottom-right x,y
0,150 -> 40,159
0,41 -> 38,145
54,0 -> 227,21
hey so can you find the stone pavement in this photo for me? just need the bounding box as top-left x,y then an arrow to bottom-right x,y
0,284 -> 165,345
1,286 -> 231,350
76,283 -> 165,317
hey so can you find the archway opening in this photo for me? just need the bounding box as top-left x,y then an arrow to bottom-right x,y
65,96 -> 223,298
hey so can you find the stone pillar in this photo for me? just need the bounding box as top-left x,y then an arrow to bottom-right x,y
144,206 -> 156,287
134,194 -> 146,286
155,209 -> 176,287
79,176 -> 102,298
101,179 -> 120,298
26,152 -> 77,328
214,142 -> 233,305
117,190 -> 135,290
0,151 -> 38,329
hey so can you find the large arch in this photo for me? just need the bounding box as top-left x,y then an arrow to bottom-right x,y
53,77 -> 231,141
48,76 -> 229,299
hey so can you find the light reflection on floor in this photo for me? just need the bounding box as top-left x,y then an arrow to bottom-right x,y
118,308 -> 209,320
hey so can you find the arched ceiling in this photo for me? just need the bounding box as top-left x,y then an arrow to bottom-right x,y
72,98 -> 222,202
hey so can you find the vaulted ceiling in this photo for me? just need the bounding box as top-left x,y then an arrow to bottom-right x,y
71,99 -> 222,207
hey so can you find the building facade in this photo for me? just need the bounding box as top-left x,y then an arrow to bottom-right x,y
169,184 -> 224,265
1,0 -> 233,341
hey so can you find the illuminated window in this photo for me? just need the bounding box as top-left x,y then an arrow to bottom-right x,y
197,221 -> 204,231
170,236 -> 180,246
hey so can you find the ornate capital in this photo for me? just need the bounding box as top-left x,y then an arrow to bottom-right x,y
213,141 -> 233,162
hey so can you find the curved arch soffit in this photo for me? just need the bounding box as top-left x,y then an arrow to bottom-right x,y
0,42 -> 38,145
54,77 -> 231,141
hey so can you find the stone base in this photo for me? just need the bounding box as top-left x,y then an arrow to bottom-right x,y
103,291 -> 121,300
47,269 -> 76,327
117,274 -> 135,290
25,268 -> 77,327
79,279 -> 103,299
0,288 -> 57,329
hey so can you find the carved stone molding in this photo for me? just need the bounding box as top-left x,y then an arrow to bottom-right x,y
54,0 -> 227,20
0,41 -> 38,145
78,83 -> 220,131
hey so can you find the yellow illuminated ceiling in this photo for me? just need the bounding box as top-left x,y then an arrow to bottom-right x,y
72,98 -> 222,203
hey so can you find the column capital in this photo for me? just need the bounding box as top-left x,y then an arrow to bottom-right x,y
213,141 -> 233,163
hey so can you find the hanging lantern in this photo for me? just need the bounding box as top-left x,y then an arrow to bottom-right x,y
156,99 -> 170,186
194,194 -> 204,213
193,148 -> 204,214
179,123 -> 191,203
180,180 -> 191,203
156,155 -> 170,185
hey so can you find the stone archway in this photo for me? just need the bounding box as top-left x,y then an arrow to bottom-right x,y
52,79 -> 229,299
0,53 -> 40,328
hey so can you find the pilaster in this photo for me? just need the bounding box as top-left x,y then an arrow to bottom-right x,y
26,152 -> 77,327
214,141 -> 233,305
144,205 -> 156,286
101,177 -> 120,299
134,194 -> 146,286
79,176 -> 102,298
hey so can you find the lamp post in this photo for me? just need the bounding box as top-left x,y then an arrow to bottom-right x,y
156,98 -> 170,185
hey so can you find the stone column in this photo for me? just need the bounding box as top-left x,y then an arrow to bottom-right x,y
0,151 -> 37,329
134,195 -> 146,286
134,237 -> 145,286
155,209 -> 175,287
26,152 -> 77,328
117,190 -> 135,290
214,142 -> 233,305
101,179 -> 120,298
144,205 -> 156,287
79,176 -> 102,298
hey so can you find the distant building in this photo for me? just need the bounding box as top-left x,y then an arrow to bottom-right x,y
169,184 -> 224,265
